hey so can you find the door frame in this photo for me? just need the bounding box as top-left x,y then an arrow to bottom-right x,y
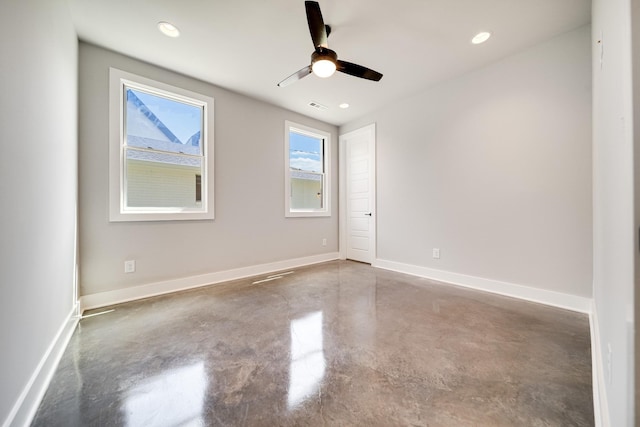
339,123 -> 377,263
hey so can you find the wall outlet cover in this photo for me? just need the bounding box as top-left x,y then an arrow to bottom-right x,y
124,260 -> 136,273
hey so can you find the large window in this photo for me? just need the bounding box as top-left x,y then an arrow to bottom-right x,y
109,68 -> 214,221
285,121 -> 331,217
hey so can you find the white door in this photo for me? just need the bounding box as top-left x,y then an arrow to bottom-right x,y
340,124 -> 376,264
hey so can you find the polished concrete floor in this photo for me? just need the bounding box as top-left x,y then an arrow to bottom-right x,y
32,261 -> 593,426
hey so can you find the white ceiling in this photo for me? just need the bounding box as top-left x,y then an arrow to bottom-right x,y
68,0 -> 591,126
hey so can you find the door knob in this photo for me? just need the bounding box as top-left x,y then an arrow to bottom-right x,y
364,213 -> 372,216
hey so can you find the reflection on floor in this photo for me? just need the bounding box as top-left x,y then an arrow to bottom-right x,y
32,260 -> 594,426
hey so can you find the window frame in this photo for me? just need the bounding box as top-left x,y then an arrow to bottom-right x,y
284,121 -> 331,217
109,68 -> 214,222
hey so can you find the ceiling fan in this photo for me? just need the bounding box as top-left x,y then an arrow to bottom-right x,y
277,1 -> 383,87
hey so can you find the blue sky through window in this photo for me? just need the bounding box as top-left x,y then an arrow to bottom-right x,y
133,89 -> 201,144
290,132 -> 322,172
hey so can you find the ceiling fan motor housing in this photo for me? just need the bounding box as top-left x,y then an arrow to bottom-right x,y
311,48 -> 338,66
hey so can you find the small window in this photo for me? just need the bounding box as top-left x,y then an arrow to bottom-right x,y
109,68 -> 214,221
285,121 -> 331,217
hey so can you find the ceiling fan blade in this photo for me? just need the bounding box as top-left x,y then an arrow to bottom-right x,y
337,60 -> 383,81
305,1 -> 328,49
277,65 -> 312,87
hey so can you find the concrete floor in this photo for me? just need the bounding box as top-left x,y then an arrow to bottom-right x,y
32,260 -> 593,426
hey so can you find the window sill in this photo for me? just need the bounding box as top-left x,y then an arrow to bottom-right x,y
285,210 -> 331,218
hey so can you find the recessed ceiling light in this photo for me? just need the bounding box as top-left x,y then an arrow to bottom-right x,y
339,103 -> 350,109
471,31 -> 491,44
158,21 -> 180,38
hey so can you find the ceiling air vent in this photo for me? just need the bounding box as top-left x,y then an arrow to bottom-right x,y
308,101 -> 328,111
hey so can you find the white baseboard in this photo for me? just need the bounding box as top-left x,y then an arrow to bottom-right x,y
373,259 -> 592,313
3,304 -> 79,427
80,252 -> 340,312
590,301 -> 610,427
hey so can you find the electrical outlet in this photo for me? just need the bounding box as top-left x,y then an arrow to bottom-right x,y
124,260 -> 136,273
322,238 -> 327,246
432,248 -> 440,259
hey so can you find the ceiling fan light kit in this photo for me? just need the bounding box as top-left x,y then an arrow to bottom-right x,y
311,48 -> 338,77
277,1 -> 383,87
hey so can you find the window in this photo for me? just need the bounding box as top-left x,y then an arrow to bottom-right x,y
109,68 -> 214,221
285,121 -> 331,217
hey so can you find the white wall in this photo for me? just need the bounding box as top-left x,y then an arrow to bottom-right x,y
633,0 -> 640,422
0,0 -> 78,425
592,0 -> 635,424
79,43 -> 338,297
342,26 -> 593,299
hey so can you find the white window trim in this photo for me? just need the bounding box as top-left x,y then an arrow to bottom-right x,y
109,68 -> 214,222
285,121 -> 331,217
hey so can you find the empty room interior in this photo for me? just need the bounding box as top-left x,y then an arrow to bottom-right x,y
1,0 -> 638,426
